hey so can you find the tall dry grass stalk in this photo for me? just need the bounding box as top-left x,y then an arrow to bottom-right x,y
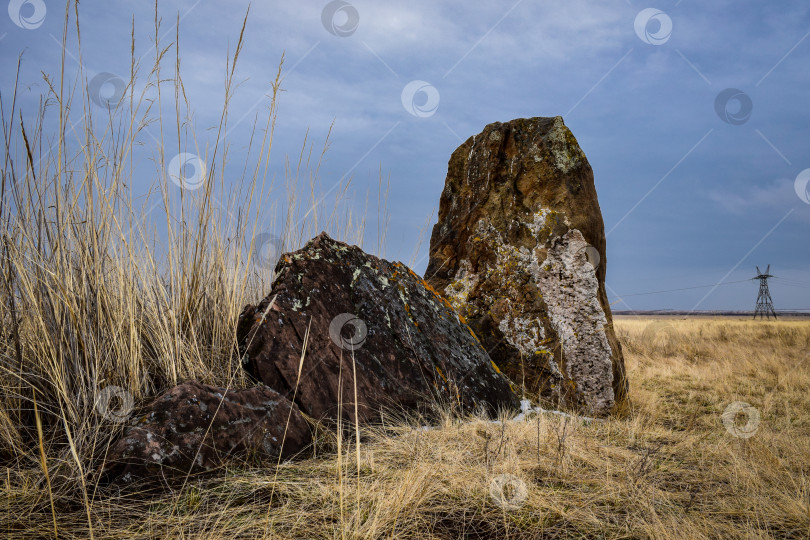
0,0 -> 377,516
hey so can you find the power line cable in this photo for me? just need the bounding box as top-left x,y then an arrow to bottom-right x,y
773,277 -> 810,288
608,278 -> 753,299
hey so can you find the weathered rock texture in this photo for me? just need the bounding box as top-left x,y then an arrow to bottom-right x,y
425,116 -> 627,415
101,381 -> 310,483
236,233 -> 520,423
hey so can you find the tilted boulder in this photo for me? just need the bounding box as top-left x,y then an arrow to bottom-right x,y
236,233 -> 520,423
100,381 -> 310,483
425,116 -> 627,416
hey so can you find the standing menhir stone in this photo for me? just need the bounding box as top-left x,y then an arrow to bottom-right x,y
425,116 -> 627,416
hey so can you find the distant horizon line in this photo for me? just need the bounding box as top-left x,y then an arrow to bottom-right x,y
614,309 -> 810,315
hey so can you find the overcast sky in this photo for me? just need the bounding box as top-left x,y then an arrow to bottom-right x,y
2,0 -> 809,310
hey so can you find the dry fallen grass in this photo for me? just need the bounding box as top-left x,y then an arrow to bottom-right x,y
4,317 -> 809,539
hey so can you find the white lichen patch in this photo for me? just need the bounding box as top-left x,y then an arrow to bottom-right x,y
545,116 -> 583,173
444,259 -> 478,311
529,143 -> 543,163
447,218 -> 552,363
534,229 -> 614,415
498,314 -> 545,356
525,208 -> 554,238
443,213 -> 612,413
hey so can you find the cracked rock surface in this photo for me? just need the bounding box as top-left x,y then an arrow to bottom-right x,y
425,116 -> 627,415
100,381 -> 310,484
236,232 -> 520,424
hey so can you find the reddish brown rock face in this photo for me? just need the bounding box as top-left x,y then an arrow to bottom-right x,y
425,116 -> 627,416
101,381 -> 310,484
236,233 -> 519,424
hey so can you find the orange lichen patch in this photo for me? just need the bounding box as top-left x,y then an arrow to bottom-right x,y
437,295 -> 455,311
421,280 -> 438,294
435,366 -> 447,382
468,326 -> 480,343
490,360 -> 502,374
283,255 -> 292,263
457,313 -> 467,324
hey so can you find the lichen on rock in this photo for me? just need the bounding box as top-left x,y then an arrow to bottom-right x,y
425,116 -> 627,415
236,232 -> 520,425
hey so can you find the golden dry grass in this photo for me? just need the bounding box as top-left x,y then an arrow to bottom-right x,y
4,317 -> 809,539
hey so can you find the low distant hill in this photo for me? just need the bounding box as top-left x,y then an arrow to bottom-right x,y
614,310 -> 810,318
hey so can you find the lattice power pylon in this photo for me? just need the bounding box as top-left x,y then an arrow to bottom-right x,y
753,265 -> 777,320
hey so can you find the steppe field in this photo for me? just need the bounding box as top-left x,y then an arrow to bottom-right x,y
4,316 -> 808,539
